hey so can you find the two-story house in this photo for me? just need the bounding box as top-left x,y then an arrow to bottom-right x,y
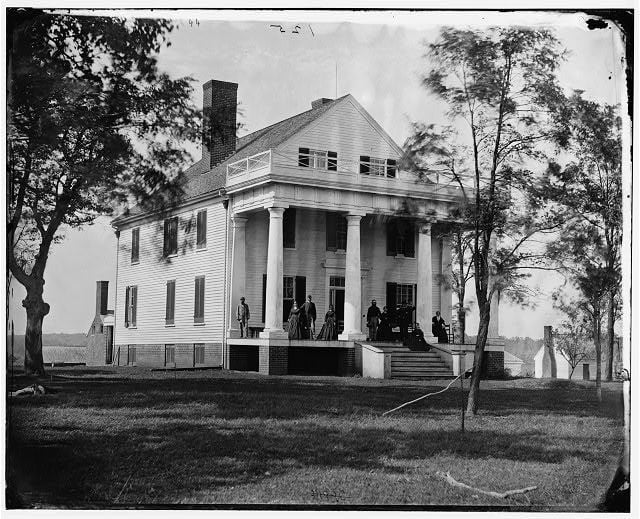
109,79 -> 473,376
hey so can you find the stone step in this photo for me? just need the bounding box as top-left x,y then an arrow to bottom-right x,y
391,373 -> 453,380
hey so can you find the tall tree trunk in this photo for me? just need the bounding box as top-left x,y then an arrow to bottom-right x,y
544,325 -> 557,378
21,280 -> 49,376
456,306 -> 466,344
466,301 -> 490,415
605,290 -> 615,381
592,308 -> 602,402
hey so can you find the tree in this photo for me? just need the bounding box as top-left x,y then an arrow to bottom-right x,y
7,10 -> 200,375
553,304 -> 595,379
544,93 -> 622,383
404,28 -> 566,413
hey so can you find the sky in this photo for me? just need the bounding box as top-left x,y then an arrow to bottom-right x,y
6,9 -> 628,339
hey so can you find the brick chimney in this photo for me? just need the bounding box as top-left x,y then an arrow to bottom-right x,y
203,80 -> 238,168
95,281 -> 109,317
311,98 -> 333,109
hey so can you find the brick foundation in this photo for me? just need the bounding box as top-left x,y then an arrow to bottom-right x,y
259,345 -> 288,375
113,343 -> 222,368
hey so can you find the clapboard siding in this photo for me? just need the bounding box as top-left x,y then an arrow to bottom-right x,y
114,201 -> 228,346
277,98 -> 405,176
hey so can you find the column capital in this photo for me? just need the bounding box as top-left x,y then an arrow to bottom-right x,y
345,214 -> 364,224
263,201 -> 289,210
266,206 -> 286,218
417,221 -> 433,234
230,214 -> 249,226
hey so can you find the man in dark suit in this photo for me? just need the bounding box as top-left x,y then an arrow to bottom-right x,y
366,299 -> 382,341
237,297 -> 250,338
302,295 -> 317,339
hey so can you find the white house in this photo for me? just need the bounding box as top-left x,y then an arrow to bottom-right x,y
534,344 -> 598,380
105,78 -> 487,377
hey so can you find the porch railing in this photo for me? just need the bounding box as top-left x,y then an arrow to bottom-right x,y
227,149 -> 272,176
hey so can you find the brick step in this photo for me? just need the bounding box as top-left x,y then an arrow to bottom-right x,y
391,353 -> 443,359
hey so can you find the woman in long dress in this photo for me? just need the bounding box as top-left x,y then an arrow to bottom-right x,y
317,304 -> 338,341
377,306 -> 393,341
288,301 -> 303,339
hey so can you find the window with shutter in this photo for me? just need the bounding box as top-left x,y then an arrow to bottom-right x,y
326,213 -> 337,251
163,217 -> 178,256
196,210 -> 207,249
298,147 -> 310,167
194,276 -> 205,323
131,228 -> 140,263
124,286 -> 130,327
166,280 -> 175,325
326,213 -> 347,251
283,208 -> 296,248
386,159 -> 397,178
130,286 -> 137,327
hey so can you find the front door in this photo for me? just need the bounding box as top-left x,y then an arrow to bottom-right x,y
583,363 -> 590,380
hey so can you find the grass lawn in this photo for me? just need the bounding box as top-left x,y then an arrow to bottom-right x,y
6,367 -> 625,510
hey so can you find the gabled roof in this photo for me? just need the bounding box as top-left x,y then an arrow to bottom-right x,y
113,94 -> 367,224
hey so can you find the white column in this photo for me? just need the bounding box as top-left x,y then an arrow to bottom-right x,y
228,215 -> 248,338
339,213 -> 366,341
440,236 -> 453,322
416,222 -> 433,333
260,207 -> 288,339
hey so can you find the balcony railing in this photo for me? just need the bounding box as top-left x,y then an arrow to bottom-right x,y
227,149 -> 271,176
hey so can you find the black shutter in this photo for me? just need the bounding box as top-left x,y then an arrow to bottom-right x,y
326,213 -> 337,251
163,220 -> 169,256
295,276 -> 307,307
262,274 -> 267,323
386,283 -> 397,315
131,228 -> 139,263
327,151 -> 338,171
386,221 -> 396,256
196,210 -> 207,248
166,281 -> 175,325
298,147 -> 310,167
405,222 -> 415,258
360,156 -> 370,174
194,277 -> 204,323
124,286 -> 130,327
170,218 -> 178,255
131,286 -> 137,327
386,159 -> 397,178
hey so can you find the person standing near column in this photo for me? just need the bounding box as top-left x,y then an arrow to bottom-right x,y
302,295 -> 317,340
237,297 -> 250,338
366,299 -> 382,341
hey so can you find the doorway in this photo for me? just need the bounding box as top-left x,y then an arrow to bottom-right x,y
329,275 -> 345,333
583,363 -> 590,380
105,326 -> 114,364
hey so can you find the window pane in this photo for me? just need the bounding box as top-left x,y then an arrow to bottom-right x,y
283,277 -> 294,299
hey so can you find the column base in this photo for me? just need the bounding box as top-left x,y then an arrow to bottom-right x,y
227,328 -> 242,339
339,330 -> 366,341
259,329 -> 288,340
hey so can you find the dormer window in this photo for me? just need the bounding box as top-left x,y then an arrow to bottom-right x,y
298,148 -> 338,171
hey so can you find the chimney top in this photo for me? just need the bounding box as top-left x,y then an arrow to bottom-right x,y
311,98 -> 333,109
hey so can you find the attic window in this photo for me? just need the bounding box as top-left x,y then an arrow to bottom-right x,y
360,156 -> 397,178
298,148 -> 337,171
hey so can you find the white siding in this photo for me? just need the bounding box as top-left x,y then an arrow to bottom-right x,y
114,201 -> 228,346
276,98 -> 402,175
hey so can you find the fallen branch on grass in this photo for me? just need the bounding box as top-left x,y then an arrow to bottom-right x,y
436,471 -> 537,499
382,368 -> 473,416
9,384 -> 48,397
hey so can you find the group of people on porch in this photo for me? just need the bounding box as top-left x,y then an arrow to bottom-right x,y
236,296 -> 449,346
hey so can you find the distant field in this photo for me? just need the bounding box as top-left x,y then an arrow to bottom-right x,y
7,367 -> 625,510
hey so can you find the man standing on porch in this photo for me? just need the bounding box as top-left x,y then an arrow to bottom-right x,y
302,295 -> 317,339
366,300 -> 382,341
237,297 -> 250,338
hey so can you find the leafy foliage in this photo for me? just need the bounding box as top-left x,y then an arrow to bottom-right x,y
403,27 -> 567,412
7,9 -> 200,374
